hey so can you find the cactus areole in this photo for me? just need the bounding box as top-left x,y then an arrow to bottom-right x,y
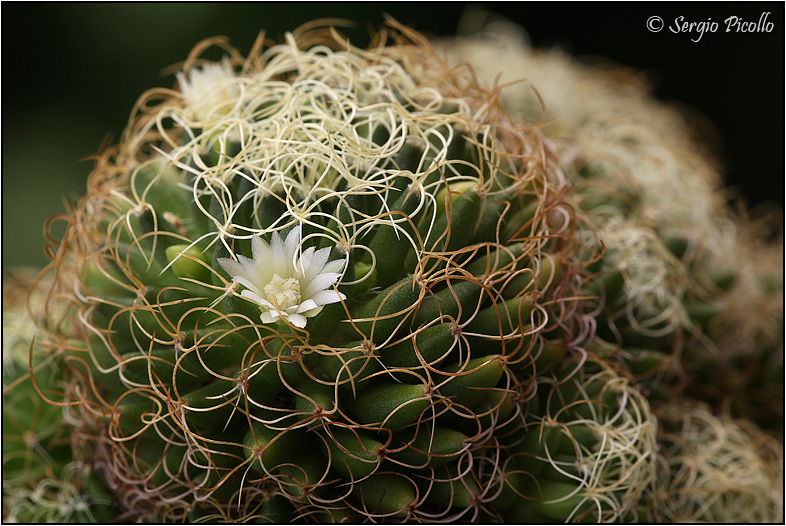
36,22 -> 600,522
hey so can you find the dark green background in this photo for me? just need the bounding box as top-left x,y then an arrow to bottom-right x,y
3,2 -> 783,270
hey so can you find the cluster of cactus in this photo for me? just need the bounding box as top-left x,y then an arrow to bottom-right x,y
442,16 -> 784,519
3,19 -> 782,523
442,17 -> 784,425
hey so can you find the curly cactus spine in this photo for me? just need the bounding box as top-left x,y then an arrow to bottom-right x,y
506,359 -> 658,522
2,270 -> 123,523
26,22 -> 590,522
651,401 -> 783,523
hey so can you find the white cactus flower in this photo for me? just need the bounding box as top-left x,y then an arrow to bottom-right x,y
176,57 -> 240,121
218,226 -> 346,328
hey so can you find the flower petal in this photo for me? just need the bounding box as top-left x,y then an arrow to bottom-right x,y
236,253 -> 256,268
299,305 -> 324,318
217,257 -> 246,279
231,276 -> 262,296
284,225 -> 302,265
225,251 -> 270,289
309,289 -> 346,306
287,313 -> 308,328
321,258 -> 346,276
251,235 -> 270,262
241,289 -> 273,309
295,298 -> 319,313
269,230 -> 289,276
260,310 -> 281,324
302,272 -> 343,299
302,247 -> 331,281
295,246 -> 316,279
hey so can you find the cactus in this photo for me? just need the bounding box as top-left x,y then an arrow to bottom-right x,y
5,17 -> 782,524
2,270 -> 123,523
440,18 -> 783,429
651,401 -> 783,522
508,358 -> 658,523
437,16 -> 783,522
22,22 -> 589,522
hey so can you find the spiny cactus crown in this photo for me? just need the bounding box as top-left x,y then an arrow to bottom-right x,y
26,23 -> 605,522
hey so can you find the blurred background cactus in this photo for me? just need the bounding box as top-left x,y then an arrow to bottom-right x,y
3,4 -> 783,524
650,401 -> 783,523
439,16 -> 784,432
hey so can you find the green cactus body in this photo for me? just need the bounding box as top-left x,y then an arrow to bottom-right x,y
509,359 -> 658,522
26,22 -> 582,522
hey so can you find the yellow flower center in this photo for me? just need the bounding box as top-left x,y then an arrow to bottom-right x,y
264,274 -> 301,311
